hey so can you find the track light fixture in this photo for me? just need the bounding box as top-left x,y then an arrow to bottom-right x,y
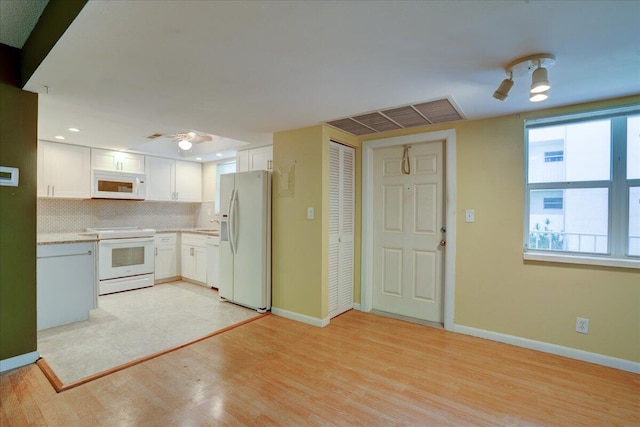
492,72 -> 514,101
493,53 -> 555,102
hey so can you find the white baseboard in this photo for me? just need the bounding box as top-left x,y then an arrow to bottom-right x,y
0,351 -> 40,373
353,303 -> 361,311
453,324 -> 640,374
271,307 -> 330,327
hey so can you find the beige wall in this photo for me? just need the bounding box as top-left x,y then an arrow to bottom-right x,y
272,125 -> 359,320
361,95 -> 640,362
272,126 -> 325,319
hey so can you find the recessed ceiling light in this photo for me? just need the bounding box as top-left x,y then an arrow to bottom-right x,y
216,153 -> 223,157
196,157 -> 202,161
55,135 -> 65,140
68,127 -> 80,132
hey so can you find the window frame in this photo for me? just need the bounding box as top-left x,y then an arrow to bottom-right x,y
523,105 -> 640,269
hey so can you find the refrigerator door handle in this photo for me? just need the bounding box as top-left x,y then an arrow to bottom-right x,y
229,188 -> 237,255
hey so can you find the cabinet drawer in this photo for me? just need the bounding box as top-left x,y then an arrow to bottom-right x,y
155,233 -> 177,245
182,233 -> 206,247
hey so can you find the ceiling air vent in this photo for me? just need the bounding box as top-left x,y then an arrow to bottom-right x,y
326,97 -> 464,136
146,133 -> 163,139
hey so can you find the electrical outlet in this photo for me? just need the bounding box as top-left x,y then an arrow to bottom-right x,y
576,317 -> 589,334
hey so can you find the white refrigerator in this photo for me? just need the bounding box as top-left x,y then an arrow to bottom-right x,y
219,170 -> 271,312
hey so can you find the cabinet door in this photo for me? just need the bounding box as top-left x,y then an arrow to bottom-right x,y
194,247 -> 208,283
207,243 -> 219,288
145,156 -> 176,201
155,245 -> 177,280
237,150 -> 249,172
38,141 -> 91,198
120,153 -> 145,173
249,146 -> 273,171
91,149 -> 144,173
181,245 -> 195,280
175,160 -> 202,202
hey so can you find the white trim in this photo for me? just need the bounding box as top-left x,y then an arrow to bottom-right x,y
453,324 -> 640,374
361,129 -> 457,331
271,307 -> 330,327
0,351 -> 40,373
523,251 -> 640,270
353,303 -> 361,311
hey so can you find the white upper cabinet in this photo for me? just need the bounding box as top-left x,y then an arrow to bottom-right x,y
237,145 -> 273,172
145,156 -> 202,202
175,160 -> 202,202
145,156 -> 175,201
38,141 -> 91,198
91,148 -> 145,173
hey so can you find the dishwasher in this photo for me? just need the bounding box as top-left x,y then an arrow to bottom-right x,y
205,235 -> 219,288
37,242 -> 96,330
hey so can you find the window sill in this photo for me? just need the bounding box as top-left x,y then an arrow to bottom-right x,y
523,251 -> 640,270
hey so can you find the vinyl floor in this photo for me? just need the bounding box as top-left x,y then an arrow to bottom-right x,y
37,281 -> 259,385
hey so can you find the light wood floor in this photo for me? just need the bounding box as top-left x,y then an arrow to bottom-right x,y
2,311 -> 639,426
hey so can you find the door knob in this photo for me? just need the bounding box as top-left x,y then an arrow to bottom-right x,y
439,239 -> 446,247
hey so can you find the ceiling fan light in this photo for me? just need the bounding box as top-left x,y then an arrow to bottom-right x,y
178,139 -> 192,150
529,90 -> 549,102
530,66 -> 550,93
492,77 -> 514,101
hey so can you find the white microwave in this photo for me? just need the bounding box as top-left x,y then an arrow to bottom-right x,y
91,169 -> 146,200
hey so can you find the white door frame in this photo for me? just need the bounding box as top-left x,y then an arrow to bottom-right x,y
361,129 -> 456,330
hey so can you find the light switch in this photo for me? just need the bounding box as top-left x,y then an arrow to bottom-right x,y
465,209 -> 475,223
307,207 -> 314,220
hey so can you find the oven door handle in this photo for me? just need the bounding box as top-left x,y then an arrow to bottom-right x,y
99,237 -> 155,245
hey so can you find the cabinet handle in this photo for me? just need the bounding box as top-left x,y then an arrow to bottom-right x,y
52,185 -> 55,197
47,185 -> 50,196
155,247 -> 158,256
190,247 -> 194,256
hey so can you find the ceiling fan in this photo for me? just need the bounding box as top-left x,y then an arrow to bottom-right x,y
163,131 -> 213,150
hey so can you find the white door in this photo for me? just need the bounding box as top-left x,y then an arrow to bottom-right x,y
372,141 -> 445,322
328,142 -> 354,319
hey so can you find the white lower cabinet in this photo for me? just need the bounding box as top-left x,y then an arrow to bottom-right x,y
37,242 -> 96,331
181,234 -> 207,284
206,235 -> 219,288
154,233 -> 178,282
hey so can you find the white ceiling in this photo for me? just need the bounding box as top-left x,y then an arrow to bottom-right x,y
8,1 -> 640,162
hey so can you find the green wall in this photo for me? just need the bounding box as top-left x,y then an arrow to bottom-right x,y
0,45 -> 38,360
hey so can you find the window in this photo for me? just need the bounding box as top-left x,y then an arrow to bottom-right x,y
544,150 -> 564,162
543,197 -> 563,210
524,105 -> 640,267
215,161 -> 236,213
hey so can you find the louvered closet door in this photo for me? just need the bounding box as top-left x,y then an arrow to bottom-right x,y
329,142 -> 355,319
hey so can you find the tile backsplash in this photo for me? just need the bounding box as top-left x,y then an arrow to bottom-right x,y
38,199 -> 200,233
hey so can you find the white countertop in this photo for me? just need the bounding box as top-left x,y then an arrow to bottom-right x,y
37,232 -> 99,245
38,228 -> 218,244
